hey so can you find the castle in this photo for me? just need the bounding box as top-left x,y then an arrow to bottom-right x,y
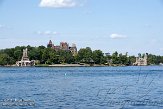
133,54 -> 148,66
47,40 -> 77,56
16,48 -> 35,66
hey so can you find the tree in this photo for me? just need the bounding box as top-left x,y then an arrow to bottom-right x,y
49,51 -> 59,64
119,53 -> 128,65
77,47 -> 93,63
147,54 -> 162,65
57,50 -> 74,64
28,47 -> 42,61
112,51 -> 119,64
14,49 -> 22,61
42,48 -> 53,64
92,50 -> 105,64
3,48 -> 14,57
0,53 -> 10,65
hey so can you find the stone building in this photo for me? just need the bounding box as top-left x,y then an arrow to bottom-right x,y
69,44 -> 78,56
47,40 -> 53,48
47,40 -> 77,56
133,54 -> 148,66
16,48 -> 35,66
60,42 -> 69,51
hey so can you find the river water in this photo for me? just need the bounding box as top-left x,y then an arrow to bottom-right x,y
0,66 -> 163,109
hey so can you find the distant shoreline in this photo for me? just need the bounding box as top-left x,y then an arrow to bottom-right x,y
0,64 -> 157,67
36,64 -> 107,67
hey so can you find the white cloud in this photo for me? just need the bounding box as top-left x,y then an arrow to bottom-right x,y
39,0 -> 77,8
37,30 -> 59,35
110,33 -> 127,39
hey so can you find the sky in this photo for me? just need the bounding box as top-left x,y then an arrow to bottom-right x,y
0,0 -> 163,55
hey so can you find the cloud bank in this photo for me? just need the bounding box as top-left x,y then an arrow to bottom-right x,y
110,33 -> 127,39
39,0 -> 77,8
37,30 -> 59,35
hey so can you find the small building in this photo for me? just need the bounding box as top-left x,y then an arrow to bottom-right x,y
133,54 -> 148,66
105,52 -> 111,56
16,48 -> 35,66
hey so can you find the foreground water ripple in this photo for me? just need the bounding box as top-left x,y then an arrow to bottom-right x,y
0,66 -> 163,109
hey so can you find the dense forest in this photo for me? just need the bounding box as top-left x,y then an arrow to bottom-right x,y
0,45 -> 163,66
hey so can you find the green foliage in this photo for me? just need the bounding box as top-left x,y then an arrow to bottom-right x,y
0,45 -> 163,66
128,56 -> 136,65
92,50 -> 105,64
147,54 -> 163,65
42,48 -> 54,64
14,49 -> 22,60
0,53 -> 10,65
118,53 -> 128,65
112,51 -> 120,64
57,50 -> 74,64
77,47 -> 93,63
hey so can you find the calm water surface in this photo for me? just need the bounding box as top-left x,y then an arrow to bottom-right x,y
0,66 -> 163,109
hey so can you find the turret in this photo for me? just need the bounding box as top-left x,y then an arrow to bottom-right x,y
47,40 -> 53,48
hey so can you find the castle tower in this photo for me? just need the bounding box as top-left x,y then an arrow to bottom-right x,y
47,40 -> 53,48
16,48 -> 35,66
21,48 -> 29,61
144,53 -> 148,65
49,40 -> 52,44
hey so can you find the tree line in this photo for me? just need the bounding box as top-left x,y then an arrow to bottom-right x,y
0,45 -> 163,66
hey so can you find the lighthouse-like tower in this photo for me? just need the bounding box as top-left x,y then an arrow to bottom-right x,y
16,48 -> 35,66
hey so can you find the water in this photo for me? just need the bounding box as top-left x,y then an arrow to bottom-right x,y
0,66 -> 163,109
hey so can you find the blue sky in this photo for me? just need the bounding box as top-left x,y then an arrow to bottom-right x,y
0,0 -> 163,55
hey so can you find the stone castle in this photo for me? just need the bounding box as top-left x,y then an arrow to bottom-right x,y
47,40 -> 77,56
133,53 -> 148,66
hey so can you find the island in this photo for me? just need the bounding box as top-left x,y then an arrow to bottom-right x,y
0,40 -> 163,67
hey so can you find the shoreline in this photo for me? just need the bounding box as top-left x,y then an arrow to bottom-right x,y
36,64 -> 107,67
0,64 -> 159,67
